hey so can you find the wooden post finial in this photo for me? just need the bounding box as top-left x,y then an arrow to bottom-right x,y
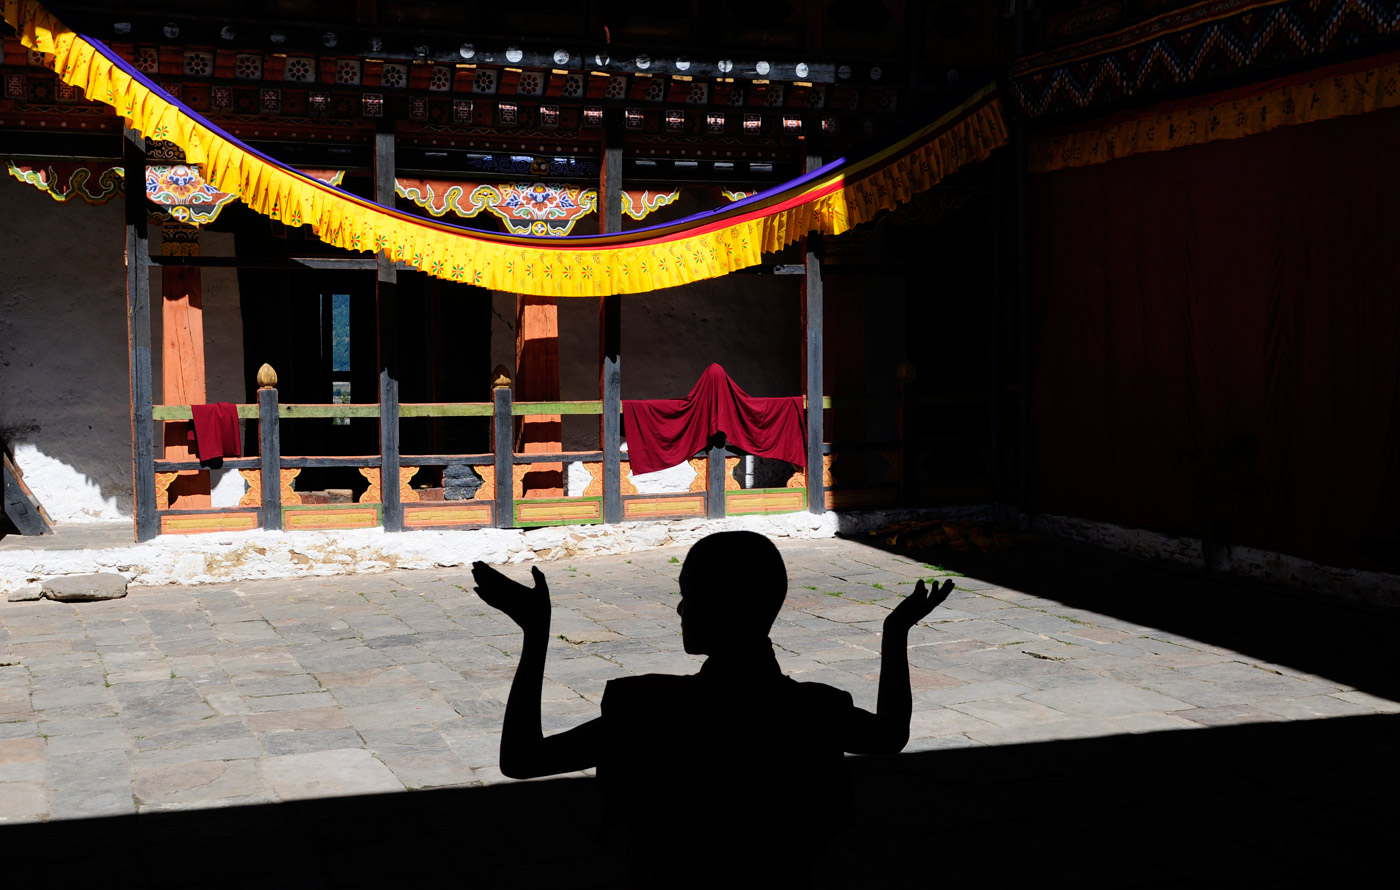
491,363 -> 512,389
257,363 -> 278,389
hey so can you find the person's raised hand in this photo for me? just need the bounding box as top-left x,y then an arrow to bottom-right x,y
884,578 -> 954,633
472,562 -> 551,634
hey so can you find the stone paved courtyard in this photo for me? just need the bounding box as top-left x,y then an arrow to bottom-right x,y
1,533 -> 1396,886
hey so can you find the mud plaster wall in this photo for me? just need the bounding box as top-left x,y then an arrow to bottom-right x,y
0,175 -> 244,522
492,275 -> 801,451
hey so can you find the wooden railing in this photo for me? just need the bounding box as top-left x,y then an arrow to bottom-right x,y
143,365 -> 986,536
146,378 -> 815,536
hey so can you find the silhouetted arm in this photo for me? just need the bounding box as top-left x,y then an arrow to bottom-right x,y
472,562 -> 602,778
843,579 -> 955,754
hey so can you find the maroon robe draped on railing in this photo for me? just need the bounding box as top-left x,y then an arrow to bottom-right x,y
189,403 -> 241,462
623,364 -> 807,475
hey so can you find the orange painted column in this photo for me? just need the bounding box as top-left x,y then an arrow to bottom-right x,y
160,221 -> 211,508
514,293 -> 563,497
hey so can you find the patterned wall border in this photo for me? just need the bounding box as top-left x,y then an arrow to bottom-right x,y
5,159 -> 122,203
396,178 -> 683,234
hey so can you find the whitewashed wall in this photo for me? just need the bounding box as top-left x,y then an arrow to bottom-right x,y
0,175 -> 244,522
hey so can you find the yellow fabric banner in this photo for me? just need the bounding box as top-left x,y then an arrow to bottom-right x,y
3,0 -> 1006,296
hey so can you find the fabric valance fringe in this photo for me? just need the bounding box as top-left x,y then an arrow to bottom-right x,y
1031,50 -> 1400,173
2,0 -> 1007,297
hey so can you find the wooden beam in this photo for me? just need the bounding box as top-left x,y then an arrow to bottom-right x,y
2,452 -> 53,536
600,117 -> 624,524
151,256 -> 411,270
803,146 -> 826,516
375,128 -> 403,532
125,126 -> 158,543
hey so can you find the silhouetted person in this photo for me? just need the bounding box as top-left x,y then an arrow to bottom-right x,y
472,531 -> 952,887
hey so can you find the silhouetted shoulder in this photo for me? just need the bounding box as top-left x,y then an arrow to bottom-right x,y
601,671 -> 698,706
785,676 -> 856,711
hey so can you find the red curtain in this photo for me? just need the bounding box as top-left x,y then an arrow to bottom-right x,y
1031,108 -> 1400,571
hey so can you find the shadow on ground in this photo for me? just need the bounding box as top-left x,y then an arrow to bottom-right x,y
8,714 -> 1396,888
851,535 -> 1400,703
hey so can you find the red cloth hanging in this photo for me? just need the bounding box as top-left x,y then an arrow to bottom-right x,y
188,403 -> 242,462
623,364 -> 806,475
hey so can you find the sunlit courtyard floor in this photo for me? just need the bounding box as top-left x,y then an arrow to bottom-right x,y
2,533 -> 1396,886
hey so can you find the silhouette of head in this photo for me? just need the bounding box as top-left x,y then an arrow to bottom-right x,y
677,531 -> 787,655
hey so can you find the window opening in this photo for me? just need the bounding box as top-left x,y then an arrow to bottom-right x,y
329,292 -> 351,425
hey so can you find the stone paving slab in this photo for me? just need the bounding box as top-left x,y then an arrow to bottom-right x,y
0,533 -> 1397,887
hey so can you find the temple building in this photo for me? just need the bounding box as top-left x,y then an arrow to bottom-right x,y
1,1 -> 1396,601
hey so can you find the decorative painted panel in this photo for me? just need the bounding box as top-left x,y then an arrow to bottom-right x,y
160,512 -> 260,534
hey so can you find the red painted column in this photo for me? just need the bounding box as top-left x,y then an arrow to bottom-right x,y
160,222 -> 210,508
514,293 -> 563,497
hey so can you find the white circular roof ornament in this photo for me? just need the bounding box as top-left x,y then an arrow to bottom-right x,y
718,59 -> 733,74
676,57 -> 690,71
114,22 -> 132,36
506,46 -> 523,64
636,54 -> 651,69
870,66 -> 882,81
163,22 -> 180,39
837,64 -> 852,80
218,26 -> 235,41
460,43 -> 475,60
271,30 -> 287,46
554,49 -> 570,66
596,53 -> 610,67
755,60 -> 770,76
368,36 -> 381,52
795,62 -> 809,79
323,32 -> 338,48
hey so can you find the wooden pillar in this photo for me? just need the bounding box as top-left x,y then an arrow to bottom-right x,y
990,147 -> 1005,508
124,127 -> 157,542
599,118 -> 624,524
375,128 -> 403,532
160,222 -> 210,507
706,440 -> 727,520
897,362 -> 918,506
1014,116 -> 1030,525
257,365 -> 282,530
802,146 -> 826,515
1014,0 -> 1032,527
515,294 -> 562,497
493,369 -> 515,528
